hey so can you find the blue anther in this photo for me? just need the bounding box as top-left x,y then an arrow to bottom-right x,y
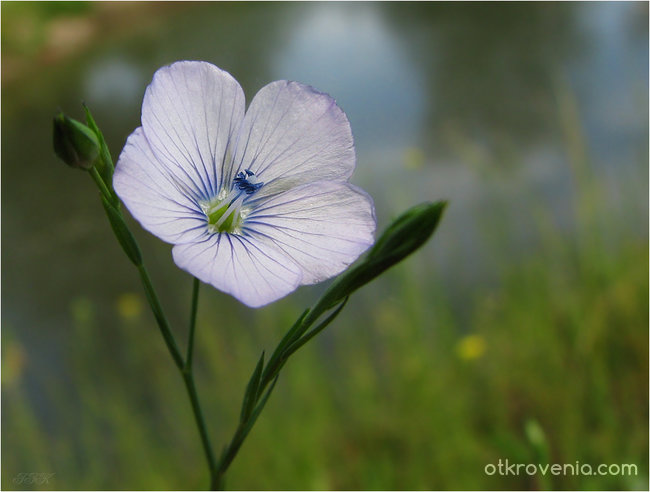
233,170 -> 263,195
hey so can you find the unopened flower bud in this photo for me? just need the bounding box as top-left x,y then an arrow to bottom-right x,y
316,201 -> 448,311
53,112 -> 100,170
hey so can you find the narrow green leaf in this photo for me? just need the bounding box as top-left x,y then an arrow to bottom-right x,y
83,103 -> 114,183
276,308 -> 311,353
283,297 -> 349,359
262,308 -> 309,384
101,195 -> 142,266
240,375 -> 278,444
240,351 -> 265,423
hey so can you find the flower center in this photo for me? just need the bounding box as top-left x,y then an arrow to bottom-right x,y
203,169 -> 262,234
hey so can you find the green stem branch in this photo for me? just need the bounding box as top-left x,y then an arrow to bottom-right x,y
81,110 -> 222,490
182,278 -> 218,489
100,185 -> 216,488
214,297 -> 349,488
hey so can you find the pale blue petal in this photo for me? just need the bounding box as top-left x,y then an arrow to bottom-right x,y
172,233 -> 303,308
230,81 -> 355,200
244,181 -> 376,285
141,61 -> 245,200
114,128 -> 208,244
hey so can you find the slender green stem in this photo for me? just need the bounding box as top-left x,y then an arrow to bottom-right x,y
186,277 -> 200,370
137,264 -> 184,370
88,166 -> 115,205
84,115 -> 218,489
138,268 -> 217,488
110,215 -> 216,488
215,424 -> 246,488
182,372 -> 218,489
214,375 -> 278,490
181,277 -> 218,488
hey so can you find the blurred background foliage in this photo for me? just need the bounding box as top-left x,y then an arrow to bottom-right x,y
2,2 -> 648,490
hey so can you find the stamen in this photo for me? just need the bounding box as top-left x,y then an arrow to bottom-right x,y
233,169 -> 263,194
204,170 -> 264,234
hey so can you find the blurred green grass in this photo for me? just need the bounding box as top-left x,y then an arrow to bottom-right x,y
3,132 -> 648,490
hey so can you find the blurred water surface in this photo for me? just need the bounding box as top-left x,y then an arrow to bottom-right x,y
2,2 -> 648,490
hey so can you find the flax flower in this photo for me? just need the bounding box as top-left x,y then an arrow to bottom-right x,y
114,61 -> 375,307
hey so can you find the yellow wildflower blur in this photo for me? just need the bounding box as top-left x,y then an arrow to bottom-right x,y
2,341 -> 26,388
456,334 -> 486,361
402,147 -> 425,170
116,292 -> 143,320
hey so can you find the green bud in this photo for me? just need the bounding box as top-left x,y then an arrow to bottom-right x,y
367,200 -> 448,264
53,112 -> 100,170
316,201 -> 448,311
